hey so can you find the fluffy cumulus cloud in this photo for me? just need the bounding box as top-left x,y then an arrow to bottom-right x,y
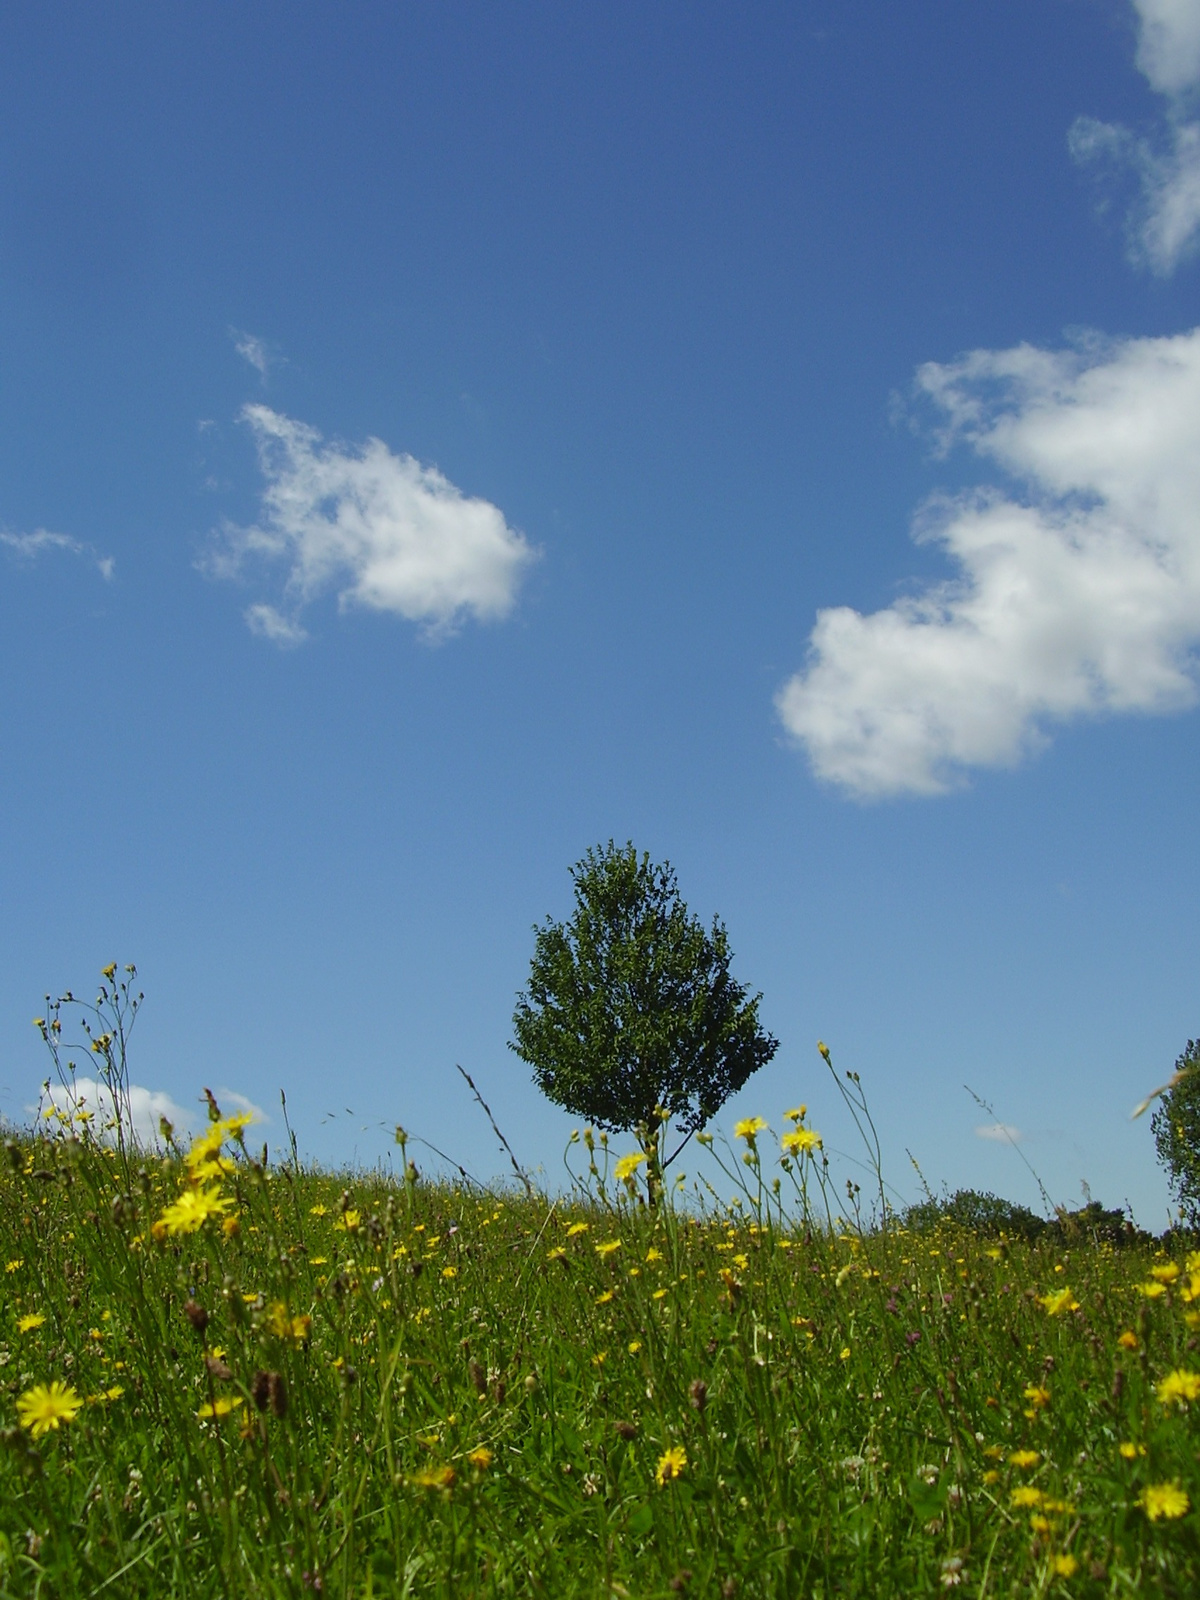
205,407 -> 535,643
34,1079 -> 265,1148
1,527 -> 114,581
36,1077 -> 195,1147
777,327 -> 1200,798
1071,0 -> 1200,274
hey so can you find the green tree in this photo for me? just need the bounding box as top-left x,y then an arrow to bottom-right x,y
511,842 -> 778,1190
1152,1039 -> 1200,1226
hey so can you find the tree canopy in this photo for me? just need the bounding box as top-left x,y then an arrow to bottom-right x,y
1153,1038 -> 1200,1226
510,842 -> 778,1165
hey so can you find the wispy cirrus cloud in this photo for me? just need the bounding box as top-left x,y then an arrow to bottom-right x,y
1,527 -> 114,581
778,326 -> 1200,798
1071,0 -> 1200,274
231,328 -> 274,380
203,406 -> 536,644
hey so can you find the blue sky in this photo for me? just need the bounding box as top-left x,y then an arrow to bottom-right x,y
2,0 -> 1200,1224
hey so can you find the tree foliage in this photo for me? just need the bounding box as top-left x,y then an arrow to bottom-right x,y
511,842 -> 778,1162
1153,1039 -> 1200,1226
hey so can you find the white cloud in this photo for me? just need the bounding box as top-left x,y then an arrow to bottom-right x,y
975,1122 -> 1023,1144
1070,0 -> 1200,274
2,528 -> 114,580
36,1077 -> 195,1148
232,328 -> 271,379
34,1079 -> 266,1149
204,406 -> 535,643
778,327 -> 1200,798
1133,0 -> 1200,97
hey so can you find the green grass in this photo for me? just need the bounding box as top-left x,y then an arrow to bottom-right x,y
1,1096 -> 1199,1600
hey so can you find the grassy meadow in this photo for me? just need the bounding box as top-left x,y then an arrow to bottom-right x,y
2,996 -> 1200,1596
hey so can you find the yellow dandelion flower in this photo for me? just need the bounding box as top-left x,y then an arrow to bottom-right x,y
655,1445 -> 687,1486
1139,1481 -> 1189,1521
1038,1287 -> 1079,1316
335,1210 -> 361,1233
1010,1486 -> 1043,1508
265,1302 -> 312,1344
466,1447 -> 492,1470
1119,1442 -> 1145,1460
5,1259 -> 24,1273
1139,1281 -> 1168,1298
784,1105 -> 807,1122
1029,1513 -> 1052,1533
17,1381 -> 83,1438
734,1117 -> 768,1143
1051,1554 -> 1078,1578
156,1185 -> 232,1236
1150,1261 -> 1181,1283
309,1204 -> 328,1217
595,1239 -> 621,1257
782,1127 -> 822,1156
412,1465 -> 456,1490
1008,1450 -> 1040,1469
566,1222 -> 589,1238
983,1469 -> 1000,1484
839,1346 -> 851,1361
17,1313 -> 46,1334
629,1340 -> 642,1354
196,1396 -> 245,1420
1117,1330 -> 1139,1351
652,1287 -> 669,1300
1155,1368 -> 1200,1408
441,1266 -> 457,1279
646,1248 -> 664,1263
1023,1385 -> 1051,1410
221,1215 -> 240,1240
613,1152 -> 647,1181
595,1290 -> 615,1305
546,1246 -> 567,1262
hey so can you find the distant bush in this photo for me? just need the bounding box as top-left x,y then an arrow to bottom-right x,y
904,1189 -> 1145,1248
903,1188 -> 1046,1240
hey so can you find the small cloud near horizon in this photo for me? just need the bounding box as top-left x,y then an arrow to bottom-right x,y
975,1121 -> 1022,1144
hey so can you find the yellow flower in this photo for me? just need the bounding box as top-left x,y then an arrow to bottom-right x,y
156,1185 -> 232,1236
1010,1486 -> 1043,1507
4,1260 -> 22,1273
1155,1368 -> 1200,1408
1138,1281 -> 1168,1299
309,1204 -> 328,1217
645,1248 -> 664,1263
1008,1450 -> 1040,1469
222,1216 -> 240,1240
595,1240 -> 622,1257
1117,1331 -> 1139,1351
336,1210 -> 361,1233
1029,1514 -> 1051,1533
412,1465 -> 456,1490
655,1445 -> 687,1486
1150,1261 -> 1181,1283
1023,1385 -> 1051,1410
652,1287 -> 669,1301
781,1128 -> 822,1156
466,1447 -> 492,1470
1119,1442 -> 1145,1460
1139,1481 -> 1190,1521
546,1246 -> 567,1262
839,1346 -> 851,1362
1051,1554 -> 1078,1578
17,1313 -> 46,1334
983,1469 -> 1000,1484
595,1290 -> 615,1306
1038,1287 -> 1079,1316
17,1381 -> 83,1438
629,1340 -> 643,1354
265,1302 -> 312,1344
196,1396 -> 245,1420
613,1152 -> 647,1181
784,1105 -> 807,1122
566,1222 -> 589,1238
441,1266 -> 457,1279
734,1117 -> 768,1143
